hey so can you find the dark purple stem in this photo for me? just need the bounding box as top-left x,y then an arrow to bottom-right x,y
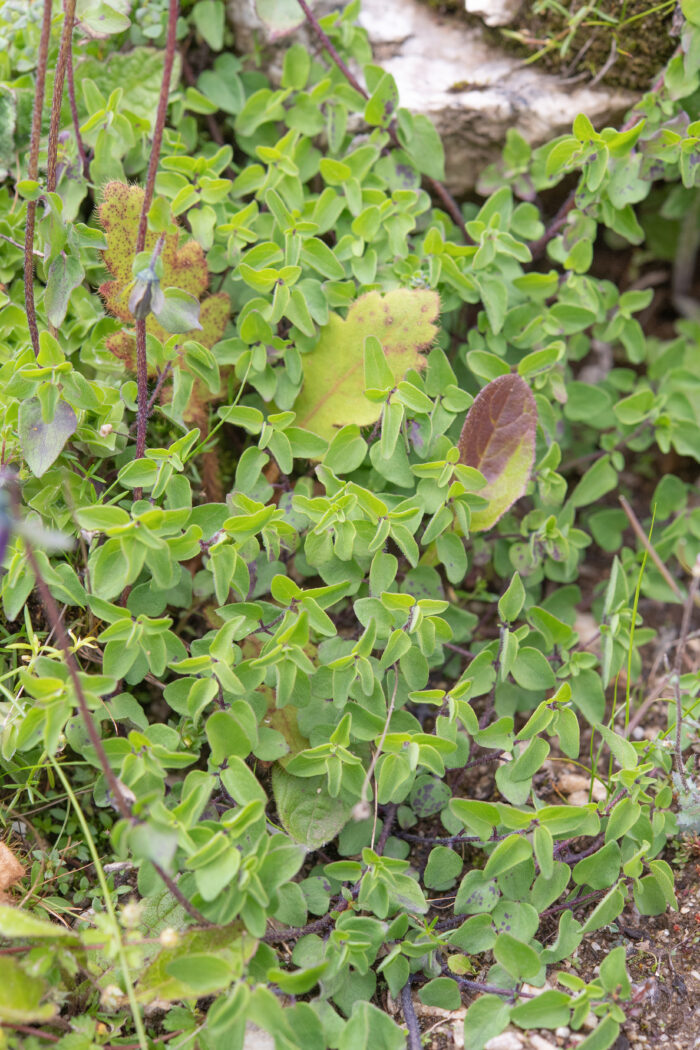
401,982 -> 422,1050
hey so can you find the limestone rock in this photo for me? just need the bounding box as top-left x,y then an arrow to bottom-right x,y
464,0 -> 521,27
227,0 -> 638,194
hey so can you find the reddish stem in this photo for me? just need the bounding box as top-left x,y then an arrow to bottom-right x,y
65,1 -> 89,180
47,0 -> 76,193
24,0 -> 53,358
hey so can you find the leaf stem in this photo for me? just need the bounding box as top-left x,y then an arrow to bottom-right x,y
24,0 -> 53,358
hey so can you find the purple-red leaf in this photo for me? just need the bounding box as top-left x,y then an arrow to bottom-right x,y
458,374 -> 537,532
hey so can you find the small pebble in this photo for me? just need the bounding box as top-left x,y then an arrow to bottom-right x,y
555,1028 -> 570,1038
484,1032 -> 524,1050
582,1013 -> 598,1030
529,1035 -> 556,1050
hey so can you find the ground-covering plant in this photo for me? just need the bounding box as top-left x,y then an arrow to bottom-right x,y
1,0 -> 700,1047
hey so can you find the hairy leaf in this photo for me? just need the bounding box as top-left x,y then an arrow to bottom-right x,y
293,289 -> 439,441
458,374 -> 537,531
98,181 -> 228,349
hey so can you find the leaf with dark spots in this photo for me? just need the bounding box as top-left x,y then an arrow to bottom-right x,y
458,373 -> 537,532
293,289 -> 439,441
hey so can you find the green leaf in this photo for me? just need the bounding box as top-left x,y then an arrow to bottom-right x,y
498,572 -> 525,622
339,1001 -> 405,1050
0,957 -> 55,1023
424,846 -> 463,890
399,112 -> 445,181
510,989 -> 571,1028
493,932 -> 541,980
580,884 -> 625,934
255,0 -> 305,35
455,870 -> 501,915
77,49 -> 180,131
573,842 -> 621,890
154,287 -> 202,333
458,375 -> 537,531
484,834 -> 532,879
76,0 -> 130,34
683,0 -> 700,25
364,72 -> 399,127
293,289 -> 439,440
462,994 -> 511,1050
419,977 -> 460,1010
0,84 -> 16,181
44,254 -> 85,327
164,953 -> 233,995
267,962 -> 327,994
191,0 -> 225,50
569,456 -> 618,509
136,924 -> 256,1002
0,905 -> 78,940
19,399 -> 77,478
511,647 -> 556,690
272,766 -> 350,849
575,1016 -> 620,1050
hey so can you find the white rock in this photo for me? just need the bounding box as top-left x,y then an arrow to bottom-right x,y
485,1032 -> 524,1050
529,1036 -> 557,1050
557,773 -> 606,799
465,0 -> 521,26
555,1028 -> 571,1039
567,790 -> 592,807
227,0 -> 638,194
243,1025 -> 276,1049
582,1012 -> 599,1030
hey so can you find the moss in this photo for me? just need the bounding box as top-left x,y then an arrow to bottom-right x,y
505,0 -> 678,91
417,0 -> 678,91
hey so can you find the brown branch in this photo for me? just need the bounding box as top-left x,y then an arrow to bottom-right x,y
47,0 -> 76,193
24,0 -> 53,358
295,0 -> 468,240
619,495 -> 683,601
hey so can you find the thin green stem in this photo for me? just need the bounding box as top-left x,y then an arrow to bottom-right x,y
624,507 -> 654,732
51,760 -> 148,1050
